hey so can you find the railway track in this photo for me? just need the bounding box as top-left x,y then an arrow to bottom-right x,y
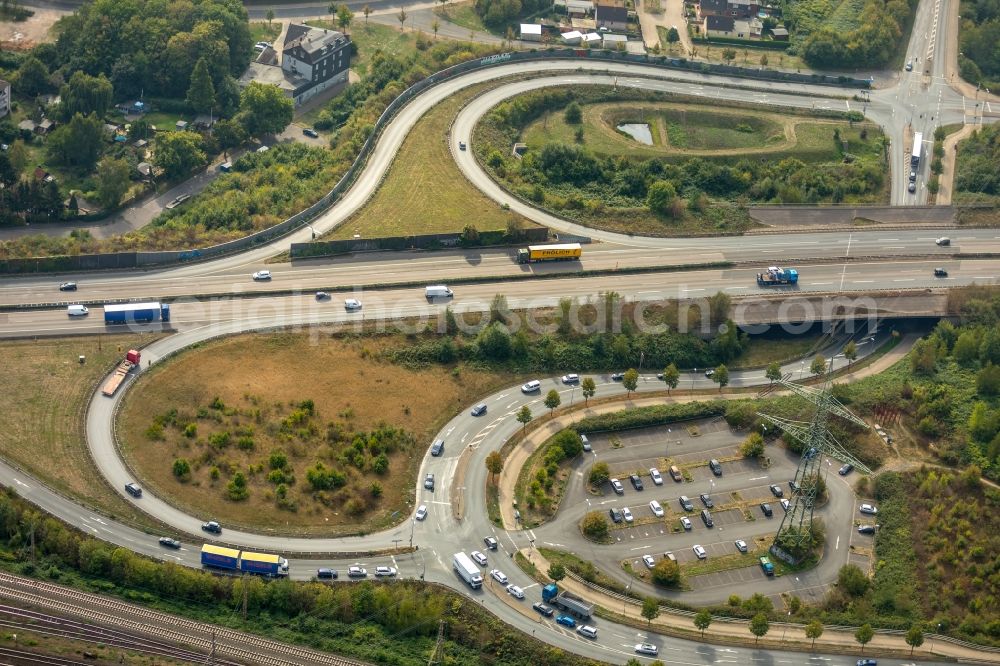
0,572 -> 368,666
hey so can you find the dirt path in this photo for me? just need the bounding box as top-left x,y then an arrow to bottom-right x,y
635,0 -> 691,55
0,7 -> 66,50
936,123 -> 977,205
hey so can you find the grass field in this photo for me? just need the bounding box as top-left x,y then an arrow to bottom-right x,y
330,82 -> 537,239
249,20 -> 282,44
119,332 -> 509,535
730,331 -> 825,369
432,1 -> 488,34
340,22 -> 422,76
0,336 -> 161,527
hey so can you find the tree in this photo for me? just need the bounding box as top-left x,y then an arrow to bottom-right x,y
581,511 -> 609,540
722,48 -> 737,64
432,18 -> 440,39
646,180 -> 678,215
266,8 -> 275,25
837,564 -> 870,596
843,340 -> 857,367
854,623 -> 874,654
810,354 -> 827,376
328,2 -> 337,21
661,363 -> 679,394
485,451 -> 503,481
623,368 -> 639,397
765,361 -> 782,384
16,56 -> 50,97
488,292 -> 508,324
548,563 -> 566,581
650,558 -> 681,586
172,458 -> 191,480
60,71 -> 114,118
694,609 -> 712,637
544,389 -> 561,414
213,118 -> 248,155
564,101 -> 582,124
905,624 -> 924,656
805,619 -> 824,648
154,130 -> 207,179
713,364 -> 729,392
397,6 -> 407,30
186,58 -> 216,114
46,113 -> 104,169
588,462 -> 610,486
336,5 -> 354,32
666,26 -> 680,43
237,81 -> 294,137
749,613 -> 769,645
641,597 -> 660,627
581,377 -> 596,405
363,4 -> 371,23
741,432 -> 765,458
760,53 -> 769,66
976,363 -> 1000,396
516,405 -> 533,433
95,157 -> 131,209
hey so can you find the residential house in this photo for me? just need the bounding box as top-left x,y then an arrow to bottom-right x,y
36,119 -> 55,135
728,0 -> 758,18
18,119 -> 36,134
697,0 -> 728,18
732,17 -> 763,37
703,15 -> 735,36
595,3 -> 628,31
0,79 -> 10,118
581,31 -> 602,44
137,162 -> 153,179
520,23 -> 543,41
554,0 -> 594,17
561,30 -> 584,44
602,33 -> 628,48
33,167 -> 55,183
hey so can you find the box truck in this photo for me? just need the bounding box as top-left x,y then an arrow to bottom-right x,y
453,552 -> 483,589
516,243 -> 582,264
201,545 -> 289,577
425,286 -> 454,300
104,302 -> 171,324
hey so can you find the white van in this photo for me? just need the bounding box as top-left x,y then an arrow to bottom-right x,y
425,285 -> 453,300
521,380 -> 541,393
577,625 -> 598,639
67,305 -> 89,317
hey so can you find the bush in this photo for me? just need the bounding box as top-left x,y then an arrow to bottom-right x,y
575,401 -> 727,432
172,458 -> 191,480
741,432 -> 765,457
226,472 -> 249,501
581,511 -> 609,541
305,462 -> 347,491
589,462 -> 611,486
651,558 -> 681,587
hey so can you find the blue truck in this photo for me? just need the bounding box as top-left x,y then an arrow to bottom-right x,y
200,545 -> 289,577
104,302 -> 171,325
542,583 -> 593,619
756,266 -> 799,286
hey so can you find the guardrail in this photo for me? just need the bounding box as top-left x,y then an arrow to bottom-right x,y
1,49 -> 872,275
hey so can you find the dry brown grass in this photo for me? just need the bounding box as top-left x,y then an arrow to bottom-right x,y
0,335 -> 162,526
119,331 -> 509,535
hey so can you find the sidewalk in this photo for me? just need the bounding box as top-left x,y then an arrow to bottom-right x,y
936,123 -> 977,205
526,549 -> 999,663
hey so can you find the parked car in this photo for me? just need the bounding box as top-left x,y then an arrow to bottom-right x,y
760,502 -> 773,518
789,480 -> 801,493
692,544 -> 708,559
769,484 -> 784,498
344,298 -> 363,311
506,584 -> 525,599
470,550 -> 488,566
561,373 -> 580,384
668,465 -> 682,482
734,539 -> 748,553
251,270 -> 271,281
201,521 -> 222,534
165,193 -> 190,209
609,507 -> 623,523
303,128 -> 319,138
649,500 -> 664,517
635,643 -> 659,656
471,403 -> 487,416
158,537 -> 181,549
490,569 -> 508,584
483,536 -> 498,550
663,551 -> 676,562
649,467 -> 663,485
629,474 -> 644,491
857,524 -> 877,535
781,498 -> 790,510
317,568 -> 337,579
347,566 -> 367,578
699,493 -> 714,508
859,503 -> 879,515
581,434 -> 591,452
533,602 -> 554,617
679,496 -> 694,512
680,516 -> 692,530
124,483 -> 142,498
642,554 -> 656,568
610,478 -> 625,495
424,473 -> 435,490
622,507 -> 634,523
708,459 -> 723,476
59,282 -> 77,291
415,504 -> 428,520
839,463 -> 855,476
555,615 -> 577,628
934,268 -> 948,277
374,566 -> 397,577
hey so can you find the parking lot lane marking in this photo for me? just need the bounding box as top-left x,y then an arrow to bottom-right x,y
629,545 -> 652,551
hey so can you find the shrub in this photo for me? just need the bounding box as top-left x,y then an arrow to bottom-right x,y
237,436 -> 255,451
269,450 -> 288,470
589,462 -> 611,487
581,511 -> 609,541
183,423 -> 197,438
741,432 -> 765,457
172,458 -> 191,480
305,461 -> 347,491
651,558 -> 681,587
226,472 -> 249,501
145,423 -> 164,441
208,431 -> 231,449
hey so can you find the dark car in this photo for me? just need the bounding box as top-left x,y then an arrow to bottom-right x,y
857,524 -> 877,535
611,372 -> 624,381
59,282 -> 77,291
908,182 -> 917,193
839,463 -> 855,476
124,482 -> 142,498
317,568 -> 338,579
789,480 -> 801,493
471,404 -> 487,416
629,474 -> 644,491
609,507 -> 623,523
202,521 -> 222,534
303,128 -> 319,138
430,439 -> 444,456
424,473 -> 435,490
769,484 -> 784,498
934,268 -> 948,277
484,536 -> 498,550
857,660 -> 878,666
708,459 -> 723,476
158,537 -> 181,549
679,495 -> 694,512
533,602 -> 554,617
760,502 -> 773,518
699,493 -> 714,508
555,615 -> 576,628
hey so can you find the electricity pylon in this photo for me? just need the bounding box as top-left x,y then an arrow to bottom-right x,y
757,367 -> 870,561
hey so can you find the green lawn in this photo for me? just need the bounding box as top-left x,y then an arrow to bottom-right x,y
329,82 -> 537,239
249,20 -> 282,43
343,22 -> 422,76
143,111 -> 189,131
432,1 -> 488,34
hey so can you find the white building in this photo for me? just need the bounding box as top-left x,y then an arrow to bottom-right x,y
561,30 -> 584,44
520,23 -> 543,41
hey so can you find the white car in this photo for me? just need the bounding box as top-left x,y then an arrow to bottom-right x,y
251,270 -> 271,281
561,374 -> 580,384
164,193 -> 190,210
415,504 -> 427,521
680,516 -> 692,530
506,584 -> 525,599
635,643 -> 659,656
649,467 -> 663,485
471,550 -> 488,566
649,500 -> 664,517
374,566 -> 397,577
490,569 -> 508,584
344,298 -> 362,311
735,539 -> 748,553
692,544 -> 707,559
781,498 -> 790,510
642,554 -> 656,568
859,503 -> 878,515
622,507 -> 634,523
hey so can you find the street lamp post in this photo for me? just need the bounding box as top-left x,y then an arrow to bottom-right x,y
624,582 -> 632,615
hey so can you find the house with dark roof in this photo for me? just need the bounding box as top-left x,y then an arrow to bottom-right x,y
728,0 -> 759,17
697,0 -> 728,18
595,3 -> 628,30
703,14 -> 735,35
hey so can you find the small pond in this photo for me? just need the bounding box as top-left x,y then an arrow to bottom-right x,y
617,123 -> 654,145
